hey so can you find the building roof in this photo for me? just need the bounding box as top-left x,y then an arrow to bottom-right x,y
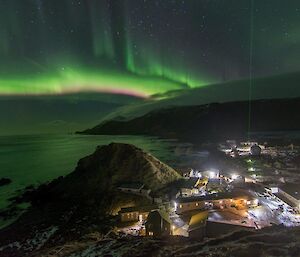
188,211 -> 208,231
177,190 -> 252,203
146,210 -> 172,225
118,183 -> 144,190
280,183 -> 300,200
119,205 -> 158,214
207,178 -> 222,185
207,219 -> 256,228
179,178 -> 199,189
275,193 -> 298,208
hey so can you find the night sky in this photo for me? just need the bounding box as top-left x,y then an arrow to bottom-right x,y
0,0 -> 299,97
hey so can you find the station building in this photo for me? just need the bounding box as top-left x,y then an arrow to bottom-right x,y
174,190 -> 258,214
119,205 -> 158,222
272,184 -> 300,210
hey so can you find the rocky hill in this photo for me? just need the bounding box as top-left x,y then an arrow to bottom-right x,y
80,98 -> 300,142
0,143 -> 180,256
51,142 -> 181,197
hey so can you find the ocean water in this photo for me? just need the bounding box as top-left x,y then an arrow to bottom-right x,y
0,134 -> 176,209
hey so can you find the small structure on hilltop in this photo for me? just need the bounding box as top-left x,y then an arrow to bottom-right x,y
117,183 -> 151,198
145,210 -> 173,237
118,183 -> 145,193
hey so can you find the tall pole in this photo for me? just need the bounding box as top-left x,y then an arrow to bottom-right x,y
247,0 -> 254,140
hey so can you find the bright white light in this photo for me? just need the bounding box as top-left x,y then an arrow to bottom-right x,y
174,202 -> 177,210
231,174 -> 239,180
248,167 -> 255,172
209,171 -> 216,178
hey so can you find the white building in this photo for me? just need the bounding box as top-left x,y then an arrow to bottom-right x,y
273,184 -> 300,210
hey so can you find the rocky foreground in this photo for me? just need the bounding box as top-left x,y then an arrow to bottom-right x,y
31,226 -> 300,257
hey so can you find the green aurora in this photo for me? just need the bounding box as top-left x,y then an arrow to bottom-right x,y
0,0 -> 299,97
0,67 -> 196,98
0,0 -> 214,97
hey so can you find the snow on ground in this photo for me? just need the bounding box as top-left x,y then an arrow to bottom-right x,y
0,226 -> 58,254
253,192 -> 300,227
67,237 -> 165,257
64,226 -> 300,257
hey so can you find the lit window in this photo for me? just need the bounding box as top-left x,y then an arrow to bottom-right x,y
149,232 -> 153,236
196,203 -> 199,206
179,204 -> 182,208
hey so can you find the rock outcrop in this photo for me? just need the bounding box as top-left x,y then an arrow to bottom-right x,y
50,142 -> 181,199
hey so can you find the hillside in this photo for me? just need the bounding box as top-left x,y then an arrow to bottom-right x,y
28,225 -> 300,257
80,97 -> 300,142
51,142 -> 181,196
0,143 -> 180,256
99,72 -> 300,121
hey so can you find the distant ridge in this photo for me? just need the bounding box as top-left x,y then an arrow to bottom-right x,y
80,97 -> 300,142
100,72 -> 300,121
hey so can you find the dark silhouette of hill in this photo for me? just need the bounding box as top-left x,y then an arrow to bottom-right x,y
80,98 -> 300,142
100,72 -> 300,121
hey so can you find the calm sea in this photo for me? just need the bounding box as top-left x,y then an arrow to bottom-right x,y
0,134 -> 176,209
